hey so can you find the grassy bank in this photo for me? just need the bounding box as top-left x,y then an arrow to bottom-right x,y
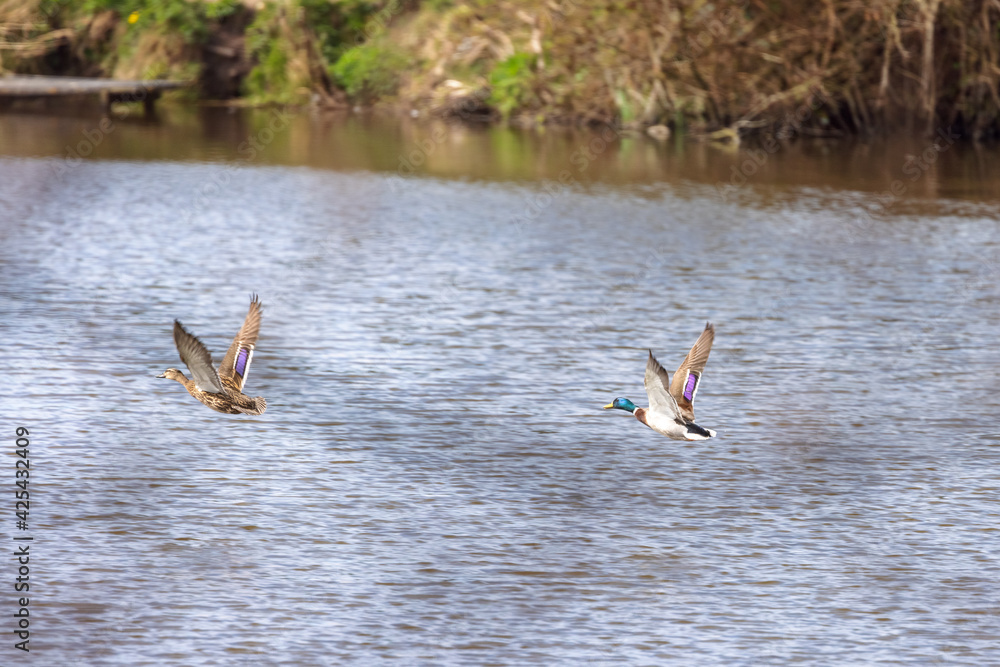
2,0 -> 999,139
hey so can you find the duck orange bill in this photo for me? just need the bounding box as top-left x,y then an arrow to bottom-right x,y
603,403 -> 615,409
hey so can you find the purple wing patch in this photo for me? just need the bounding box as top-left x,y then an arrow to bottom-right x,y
235,347 -> 250,377
683,373 -> 698,401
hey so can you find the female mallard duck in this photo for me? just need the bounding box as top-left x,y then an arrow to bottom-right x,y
604,322 -> 716,440
157,294 -> 267,415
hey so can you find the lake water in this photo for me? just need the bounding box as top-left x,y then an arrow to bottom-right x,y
1,105 -> 998,665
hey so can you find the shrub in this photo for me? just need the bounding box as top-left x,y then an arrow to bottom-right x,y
488,52 -> 535,120
330,42 -> 406,102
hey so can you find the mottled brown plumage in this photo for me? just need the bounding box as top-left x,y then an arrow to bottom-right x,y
158,295 -> 267,415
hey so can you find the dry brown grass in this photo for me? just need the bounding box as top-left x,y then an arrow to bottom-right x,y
111,28 -> 193,80
397,0 -> 1000,138
0,0 -> 125,77
0,0 -> 64,69
2,0 -> 998,138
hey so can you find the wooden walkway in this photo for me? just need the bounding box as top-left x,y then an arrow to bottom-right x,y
0,75 -> 189,115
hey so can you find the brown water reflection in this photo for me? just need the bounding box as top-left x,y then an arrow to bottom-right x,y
1,103 -> 998,202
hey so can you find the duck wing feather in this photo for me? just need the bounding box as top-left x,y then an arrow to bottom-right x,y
644,351 -> 682,420
218,294 -> 262,393
173,320 -> 225,394
669,322 -> 714,422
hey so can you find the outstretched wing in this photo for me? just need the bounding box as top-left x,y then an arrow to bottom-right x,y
669,321 -> 715,422
218,294 -> 262,392
644,350 -> 682,420
173,320 -> 225,393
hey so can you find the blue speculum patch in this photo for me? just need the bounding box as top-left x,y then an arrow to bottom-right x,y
235,348 -> 249,376
683,373 -> 698,401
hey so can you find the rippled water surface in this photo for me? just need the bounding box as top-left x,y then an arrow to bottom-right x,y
1,108 -> 999,665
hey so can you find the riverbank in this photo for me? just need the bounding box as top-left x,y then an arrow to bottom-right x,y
3,1 -> 999,141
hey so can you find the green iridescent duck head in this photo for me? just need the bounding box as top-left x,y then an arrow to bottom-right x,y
603,397 -> 637,413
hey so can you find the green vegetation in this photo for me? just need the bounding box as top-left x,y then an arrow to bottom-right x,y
243,0 -> 398,104
330,42 -> 406,103
242,2 -> 313,104
488,53 -> 535,120
2,0 -> 999,139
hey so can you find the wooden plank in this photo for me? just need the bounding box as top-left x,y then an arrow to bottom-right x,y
0,75 -> 189,97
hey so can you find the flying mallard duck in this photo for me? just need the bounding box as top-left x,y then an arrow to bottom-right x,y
157,295 -> 267,415
604,322 -> 716,440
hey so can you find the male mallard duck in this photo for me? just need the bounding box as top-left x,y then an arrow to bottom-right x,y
604,322 -> 716,440
157,294 -> 267,415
